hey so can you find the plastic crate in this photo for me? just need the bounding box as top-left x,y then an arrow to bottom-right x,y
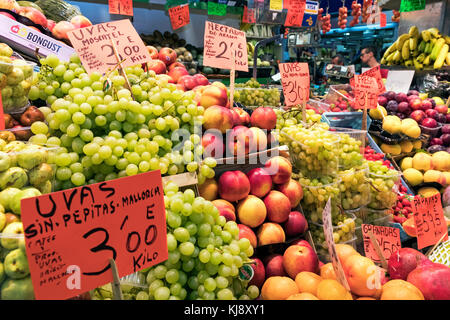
321,112 -> 372,130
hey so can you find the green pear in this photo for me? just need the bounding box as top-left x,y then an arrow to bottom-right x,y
10,188 -> 41,215
0,262 -> 5,285
0,151 -> 11,172
0,212 -> 6,232
0,167 -> 28,189
4,249 -> 29,279
0,188 -> 22,211
0,222 -> 24,250
28,163 -> 54,187
6,67 -> 24,86
17,148 -> 48,169
1,277 -> 35,300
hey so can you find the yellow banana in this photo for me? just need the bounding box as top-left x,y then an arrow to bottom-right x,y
404,59 -> 414,67
428,28 -> 440,38
384,42 -> 397,57
409,26 -> 419,39
395,34 -> 410,51
386,51 -> 396,62
431,38 -> 445,61
421,30 -> 431,42
446,52 -> 450,65
446,36 -> 450,45
402,40 -> 410,60
409,37 -> 418,51
381,56 -> 387,65
413,59 -> 423,70
418,40 -> 426,52
416,53 -> 426,63
424,42 -> 431,54
423,54 -> 432,66
434,44 -> 449,69
393,50 -> 402,63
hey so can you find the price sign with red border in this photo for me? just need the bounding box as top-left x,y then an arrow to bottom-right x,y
168,4 -> 190,30
21,170 -> 168,300
411,194 -> 448,249
279,62 -> 310,106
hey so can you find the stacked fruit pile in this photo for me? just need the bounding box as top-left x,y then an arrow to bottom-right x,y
381,26 -> 450,70
401,151 -> 450,189
233,79 -> 280,107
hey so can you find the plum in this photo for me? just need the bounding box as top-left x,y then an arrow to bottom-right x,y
385,91 -> 396,101
427,145 -> 446,153
436,113 -> 447,124
395,92 -> 408,103
407,90 -> 420,96
397,101 -> 409,114
441,133 -> 450,146
442,124 -> 450,134
378,95 -> 388,106
386,100 -> 399,113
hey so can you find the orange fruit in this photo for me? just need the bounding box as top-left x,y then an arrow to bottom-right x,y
261,276 -> 299,300
295,271 -> 323,296
335,243 -> 360,265
342,254 -> 380,297
320,263 -> 337,280
380,280 -> 424,300
316,279 -> 351,300
286,292 -> 319,300
402,217 -> 417,237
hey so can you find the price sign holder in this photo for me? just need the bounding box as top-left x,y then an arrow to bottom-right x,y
110,39 -> 134,100
109,259 -> 124,300
411,194 -> 448,250
322,197 -> 351,291
229,51 -> 236,109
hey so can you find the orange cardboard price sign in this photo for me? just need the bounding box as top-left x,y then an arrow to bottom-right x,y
279,62 -> 310,106
322,197 -> 351,291
362,224 -> 401,263
362,65 -> 386,95
284,0 -> 306,27
242,6 -> 256,24
203,21 -> 248,72
21,170 -> 168,300
67,19 -> 151,75
411,194 -> 448,250
352,74 -> 379,109
168,4 -> 190,30
109,0 -> 133,16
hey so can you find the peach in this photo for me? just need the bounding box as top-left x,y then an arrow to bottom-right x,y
147,59 -> 167,75
168,67 -> 189,83
226,125 -> 256,157
248,127 -> 268,152
238,223 -> 258,248
70,15 -> 92,29
198,178 -> 218,201
264,156 -> 292,184
264,254 -> 287,277
412,152 -> 432,171
250,106 -> 277,130
192,74 -> 210,86
203,105 -> 234,134
431,151 -> 450,171
232,107 -> 250,126
291,239 -> 313,250
212,199 -> 236,222
264,190 -> 291,223
146,46 -> 160,60
257,222 -> 286,246
283,245 -> 319,279
200,84 -> 228,109
20,7 -> 48,27
202,132 -> 224,158
276,179 -> 303,208
237,195 -> 267,228
218,171 -> 250,202
246,167 -> 272,198
283,211 -> 308,237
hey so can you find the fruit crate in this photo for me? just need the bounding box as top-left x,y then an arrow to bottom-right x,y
321,112 -> 371,130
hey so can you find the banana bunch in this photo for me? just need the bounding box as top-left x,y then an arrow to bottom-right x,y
247,42 -> 255,57
381,26 -> 450,70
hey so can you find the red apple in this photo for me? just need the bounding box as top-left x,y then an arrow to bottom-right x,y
238,223 -> 257,248
52,21 -> 76,40
192,73 -> 210,86
168,67 -> 189,83
146,46 -> 160,60
282,244 -> 319,278
421,117 -> 438,128
218,171 -> 250,202
250,106 -> 277,130
70,15 -> 92,29
158,47 -> 177,66
264,254 -> 287,277
0,12 -> 16,20
202,132 -> 224,158
249,258 -> 265,288
420,99 -> 433,111
146,59 -> 167,74
435,104 -> 449,114
19,7 -> 47,27
177,75 -> 198,91
46,19 -> 56,32
276,179 -> 303,208
409,98 -> 423,111
283,211 -> 308,237
212,199 -> 236,222
246,167 -> 272,198
410,110 -> 426,123
227,125 -> 256,157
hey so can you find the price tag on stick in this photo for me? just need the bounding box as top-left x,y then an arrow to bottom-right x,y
21,170 -> 168,300
322,197 -> 351,291
353,74 -> 378,131
362,65 -> 386,95
362,224 -> 401,267
109,0 -> 133,16
203,21 -> 248,72
168,4 -> 190,30
67,19 -> 151,75
279,62 -> 310,108
411,194 -> 448,250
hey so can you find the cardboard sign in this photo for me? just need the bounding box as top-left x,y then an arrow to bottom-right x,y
362,224 -> 401,263
67,19 -> 151,75
384,70 -> 415,94
322,198 -> 351,291
270,0 -> 283,11
411,194 -> 448,250
21,170 -> 167,300
109,0 -> 133,16
362,65 -> 386,95
242,6 -> 256,24
279,62 -> 310,106
352,74 -> 379,109
203,21 -> 248,72
400,0 -> 426,12
168,4 -> 190,30
284,0 -> 306,27
0,91 -> 4,131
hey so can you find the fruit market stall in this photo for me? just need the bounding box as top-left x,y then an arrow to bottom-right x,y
0,0 -> 448,303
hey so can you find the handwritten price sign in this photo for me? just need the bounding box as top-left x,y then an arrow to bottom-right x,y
67,19 -> 151,75
242,6 -> 256,24
412,194 -> 448,250
322,198 -> 351,291
203,21 -> 248,72
21,170 -> 168,300
362,65 -> 386,95
168,4 -> 190,30
362,224 -> 401,263
284,0 -> 306,27
352,74 -> 379,109
279,62 -> 310,106
109,0 -> 133,16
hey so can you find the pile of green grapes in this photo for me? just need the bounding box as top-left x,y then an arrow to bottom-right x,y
233,79 -> 280,107
28,54 -> 217,190
338,164 -> 371,210
367,160 -> 401,210
92,182 -> 259,300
